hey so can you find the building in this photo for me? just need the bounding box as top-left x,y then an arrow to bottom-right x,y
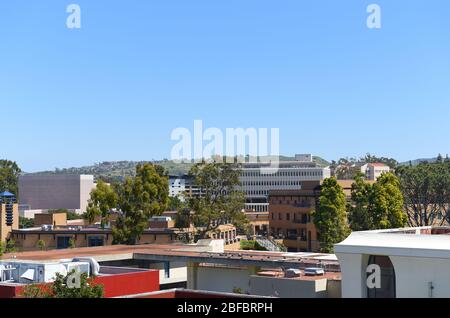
360,163 -> 390,181
0,192 -> 19,243
1,241 -> 342,298
0,257 -> 160,298
168,174 -> 202,201
245,211 -> 269,237
18,174 -> 96,215
239,155 -> 331,212
268,180 -> 355,253
7,211 -> 238,251
335,227 -> 450,298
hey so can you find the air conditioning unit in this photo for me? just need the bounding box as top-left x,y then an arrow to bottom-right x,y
304,268 -> 325,276
285,269 -> 301,278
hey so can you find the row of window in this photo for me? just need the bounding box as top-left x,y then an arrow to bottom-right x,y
241,170 -> 324,177
271,212 -> 310,223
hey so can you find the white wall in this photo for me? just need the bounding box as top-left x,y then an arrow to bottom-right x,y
391,256 -> 450,298
337,252 -> 450,298
250,276 -> 328,298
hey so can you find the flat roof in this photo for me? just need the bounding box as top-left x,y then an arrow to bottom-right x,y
1,244 -> 341,271
335,227 -> 450,259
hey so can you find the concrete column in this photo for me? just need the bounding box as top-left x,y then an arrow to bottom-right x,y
187,262 -> 200,290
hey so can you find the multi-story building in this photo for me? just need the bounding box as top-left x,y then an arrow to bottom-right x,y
18,174 -> 97,214
360,163 -> 390,181
168,174 -> 202,201
239,155 -> 331,212
269,180 -> 354,253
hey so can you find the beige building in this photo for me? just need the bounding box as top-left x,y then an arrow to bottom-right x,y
19,174 -> 96,214
360,163 -> 390,181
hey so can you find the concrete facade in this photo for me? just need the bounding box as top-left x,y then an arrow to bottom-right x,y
335,227 -> 450,298
19,174 -> 96,214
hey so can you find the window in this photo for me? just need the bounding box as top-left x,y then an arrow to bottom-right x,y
56,236 -> 72,250
88,236 -> 105,247
286,213 -> 291,221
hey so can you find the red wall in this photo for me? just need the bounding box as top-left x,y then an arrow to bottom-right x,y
94,270 -> 160,298
0,270 -> 160,298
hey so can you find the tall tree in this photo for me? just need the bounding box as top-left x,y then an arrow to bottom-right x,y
112,163 -> 169,244
312,178 -> 351,253
370,172 -> 406,229
85,180 -> 118,227
349,173 -> 406,231
396,161 -> 450,227
0,160 -> 21,196
183,162 -> 248,240
348,174 -> 373,231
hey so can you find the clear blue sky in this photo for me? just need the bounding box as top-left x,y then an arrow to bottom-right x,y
1,0 -> 449,172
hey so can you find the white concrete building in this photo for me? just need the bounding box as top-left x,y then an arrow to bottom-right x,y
360,163 -> 390,181
239,155 -> 331,212
19,175 -> 96,215
335,227 -> 450,298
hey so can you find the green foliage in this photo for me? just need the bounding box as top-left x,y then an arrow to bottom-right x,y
312,178 -> 351,253
19,217 -> 35,229
0,160 -> 21,196
48,209 -> 80,221
240,240 -> 266,251
348,174 -> 373,231
37,240 -> 46,251
68,238 -> 76,249
168,196 -> 183,211
396,160 -> 450,226
5,239 -> 16,253
112,163 -> 169,244
349,173 -> 406,231
85,180 -> 119,226
21,270 -> 104,298
331,154 -> 398,180
184,162 -> 248,240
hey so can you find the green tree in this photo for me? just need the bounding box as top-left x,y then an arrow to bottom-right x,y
168,196 -> 183,211
68,238 -> 76,249
184,162 -> 248,240
370,172 -> 406,229
85,180 -> 118,227
312,178 -> 351,253
0,160 -> 21,196
22,270 -> 104,298
19,217 -> 35,229
37,240 -> 46,251
348,174 -> 373,231
112,163 -> 169,244
396,160 -> 450,226
349,173 -> 406,231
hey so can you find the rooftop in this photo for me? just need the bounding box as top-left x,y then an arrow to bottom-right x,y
1,243 -> 341,271
335,226 -> 450,259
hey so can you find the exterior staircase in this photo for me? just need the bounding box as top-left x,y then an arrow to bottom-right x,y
255,236 -> 286,252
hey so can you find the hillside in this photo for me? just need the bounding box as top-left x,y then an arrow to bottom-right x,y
26,156 -> 330,182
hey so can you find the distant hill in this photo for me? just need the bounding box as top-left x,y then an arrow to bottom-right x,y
26,156 -> 330,182
399,157 -> 439,166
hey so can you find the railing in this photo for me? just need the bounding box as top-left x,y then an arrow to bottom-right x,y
255,236 -> 286,252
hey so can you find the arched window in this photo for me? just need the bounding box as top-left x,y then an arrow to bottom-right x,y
367,255 -> 396,298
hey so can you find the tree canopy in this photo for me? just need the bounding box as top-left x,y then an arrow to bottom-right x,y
396,161 -> 450,227
182,162 -> 248,241
349,172 -> 406,231
0,160 -> 21,196
312,177 -> 351,253
112,163 -> 169,244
